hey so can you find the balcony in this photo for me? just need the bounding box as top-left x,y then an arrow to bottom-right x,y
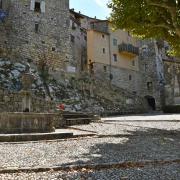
118,43 -> 139,58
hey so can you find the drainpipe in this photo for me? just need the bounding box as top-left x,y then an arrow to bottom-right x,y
108,32 -> 112,86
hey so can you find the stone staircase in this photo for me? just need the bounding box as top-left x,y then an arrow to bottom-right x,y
62,111 -> 97,126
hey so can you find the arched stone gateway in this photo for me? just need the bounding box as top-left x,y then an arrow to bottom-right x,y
145,96 -> 156,110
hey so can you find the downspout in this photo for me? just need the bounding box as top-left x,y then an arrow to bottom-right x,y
108,32 -> 112,86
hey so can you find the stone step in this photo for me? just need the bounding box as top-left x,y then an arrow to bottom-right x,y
61,111 -> 99,126
0,132 -> 73,142
62,111 -> 93,117
66,117 -> 92,121
66,118 -> 91,126
63,114 -> 90,118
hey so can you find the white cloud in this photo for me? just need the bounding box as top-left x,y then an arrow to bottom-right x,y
94,0 -> 109,7
94,0 -> 111,15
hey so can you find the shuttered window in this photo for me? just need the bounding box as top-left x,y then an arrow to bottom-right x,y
41,1 -> 45,13
30,0 -> 35,11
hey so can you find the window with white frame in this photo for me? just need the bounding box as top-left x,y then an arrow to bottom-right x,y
113,38 -> 117,46
30,0 -> 45,13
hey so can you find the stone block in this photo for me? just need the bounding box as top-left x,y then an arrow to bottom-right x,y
0,112 -> 56,134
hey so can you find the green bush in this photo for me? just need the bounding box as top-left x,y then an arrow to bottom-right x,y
163,105 -> 180,113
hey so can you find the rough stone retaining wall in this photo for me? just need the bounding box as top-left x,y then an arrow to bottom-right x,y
0,88 -> 56,113
93,62 -> 141,94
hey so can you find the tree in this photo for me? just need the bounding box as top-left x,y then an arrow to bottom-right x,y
108,0 -> 180,56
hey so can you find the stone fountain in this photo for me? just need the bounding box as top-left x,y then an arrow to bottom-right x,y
21,64 -> 35,112
0,64 -> 55,134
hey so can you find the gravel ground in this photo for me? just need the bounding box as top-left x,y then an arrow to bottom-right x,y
71,121 -> 180,135
0,115 -> 179,179
0,164 -> 179,180
0,134 -> 179,169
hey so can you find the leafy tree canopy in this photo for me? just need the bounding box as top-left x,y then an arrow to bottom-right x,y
108,0 -> 180,56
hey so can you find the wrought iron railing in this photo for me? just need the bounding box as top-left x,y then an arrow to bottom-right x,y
118,43 -> 139,56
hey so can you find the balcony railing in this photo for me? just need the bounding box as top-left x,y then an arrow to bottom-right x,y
118,43 -> 139,57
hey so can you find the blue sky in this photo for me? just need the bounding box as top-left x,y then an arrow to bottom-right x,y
70,0 -> 111,20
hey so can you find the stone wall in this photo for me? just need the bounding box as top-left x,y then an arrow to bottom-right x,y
93,62 -> 141,94
0,112 -> 55,133
0,88 -> 56,113
0,0 -> 71,72
138,40 -> 164,109
163,60 -> 180,105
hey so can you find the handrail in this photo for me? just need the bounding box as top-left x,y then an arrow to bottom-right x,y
119,43 -> 139,55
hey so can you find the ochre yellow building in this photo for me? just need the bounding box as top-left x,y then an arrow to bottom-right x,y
87,20 -> 140,93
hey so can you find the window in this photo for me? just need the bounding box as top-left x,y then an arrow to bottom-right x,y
110,73 -> 113,80
132,60 -> 135,66
35,23 -> 39,33
0,0 -> 2,9
34,2 -> 41,12
91,22 -> 95,29
103,48 -> 105,54
113,54 -> 117,62
129,75 -> 132,81
113,39 -> 117,46
104,66 -> 107,72
147,82 -> 153,90
72,22 -> 76,30
30,0 -> 45,13
144,63 -> 148,71
71,35 -> 75,42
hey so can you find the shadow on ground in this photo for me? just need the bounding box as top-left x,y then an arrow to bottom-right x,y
62,128 -> 180,166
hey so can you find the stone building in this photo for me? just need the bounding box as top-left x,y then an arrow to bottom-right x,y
69,9 -> 99,74
68,10 -> 180,110
138,40 -> 166,110
136,40 -> 180,109
0,0 -> 71,72
0,2 -> 179,112
69,9 -> 87,73
86,19 -> 179,110
87,20 -> 141,94
163,56 -> 180,105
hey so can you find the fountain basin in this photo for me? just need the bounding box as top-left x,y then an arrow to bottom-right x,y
0,113 -> 55,134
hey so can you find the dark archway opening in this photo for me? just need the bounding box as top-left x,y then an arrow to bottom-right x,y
145,96 -> 156,110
